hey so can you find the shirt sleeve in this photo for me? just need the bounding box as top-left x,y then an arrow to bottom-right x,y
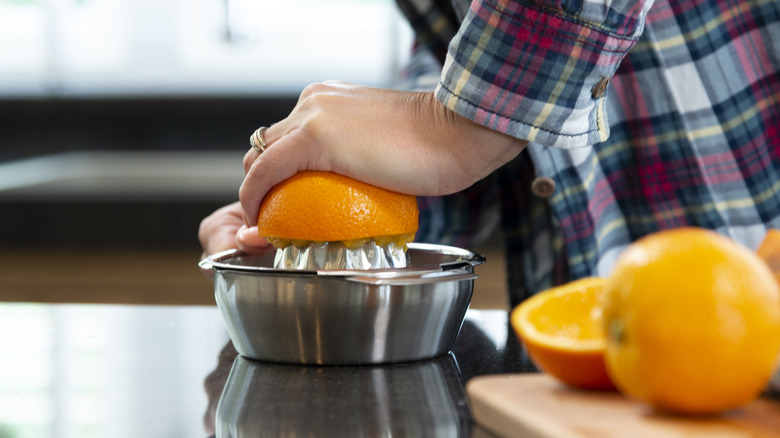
435,0 -> 654,148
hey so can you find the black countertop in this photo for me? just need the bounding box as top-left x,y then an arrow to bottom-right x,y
206,310 -> 537,437
0,304 -> 537,438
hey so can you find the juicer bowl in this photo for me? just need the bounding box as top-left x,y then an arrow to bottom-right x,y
199,243 -> 485,365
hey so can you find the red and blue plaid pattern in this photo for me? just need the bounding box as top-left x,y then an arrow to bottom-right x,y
436,0 -> 653,147
399,0 -> 780,305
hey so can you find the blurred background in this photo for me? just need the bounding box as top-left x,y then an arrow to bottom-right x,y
0,0 -> 413,249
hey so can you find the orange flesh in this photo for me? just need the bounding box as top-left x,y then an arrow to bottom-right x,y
511,277 -> 615,391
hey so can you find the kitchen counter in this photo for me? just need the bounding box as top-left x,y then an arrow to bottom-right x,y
0,303 -> 535,437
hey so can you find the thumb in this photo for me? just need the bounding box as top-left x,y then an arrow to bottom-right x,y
236,226 -> 272,255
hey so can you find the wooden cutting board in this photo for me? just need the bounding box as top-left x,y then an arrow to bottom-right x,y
466,374 -> 780,438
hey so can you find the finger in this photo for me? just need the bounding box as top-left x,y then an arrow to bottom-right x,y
198,202 -> 244,254
201,225 -> 241,256
239,128 -> 322,226
236,225 -> 272,254
243,127 -> 267,173
243,147 -> 259,174
242,122 -> 291,174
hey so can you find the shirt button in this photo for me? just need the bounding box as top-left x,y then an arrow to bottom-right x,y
531,177 -> 556,198
592,76 -> 610,98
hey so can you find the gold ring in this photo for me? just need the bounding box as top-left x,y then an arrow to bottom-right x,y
250,126 -> 269,153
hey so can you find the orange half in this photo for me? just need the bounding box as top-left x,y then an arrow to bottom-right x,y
257,171 -> 418,246
510,277 -> 615,391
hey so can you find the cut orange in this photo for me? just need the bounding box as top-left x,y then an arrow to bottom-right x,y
603,227 -> 780,415
257,171 -> 418,247
510,277 -> 615,391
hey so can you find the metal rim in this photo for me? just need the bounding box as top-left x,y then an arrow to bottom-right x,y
199,242 -> 486,278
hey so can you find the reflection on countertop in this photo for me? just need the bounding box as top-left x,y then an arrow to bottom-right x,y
0,303 -> 533,438
216,354 -> 470,437
202,310 -> 535,437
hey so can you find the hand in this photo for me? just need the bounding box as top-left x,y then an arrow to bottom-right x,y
198,201 -> 271,263
239,81 -> 527,225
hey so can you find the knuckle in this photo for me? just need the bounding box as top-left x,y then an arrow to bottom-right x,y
299,81 -> 344,107
321,79 -> 348,87
300,82 -> 328,99
300,89 -> 328,110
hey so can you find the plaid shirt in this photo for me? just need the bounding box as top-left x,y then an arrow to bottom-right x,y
397,0 -> 780,306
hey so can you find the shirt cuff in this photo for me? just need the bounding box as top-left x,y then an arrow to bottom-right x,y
435,0 -> 650,148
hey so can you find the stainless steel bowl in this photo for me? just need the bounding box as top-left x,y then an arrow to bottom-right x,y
199,243 -> 485,365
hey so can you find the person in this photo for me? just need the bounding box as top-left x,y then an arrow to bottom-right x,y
199,0 -> 780,307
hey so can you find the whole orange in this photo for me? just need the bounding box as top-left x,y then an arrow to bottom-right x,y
257,171 -> 418,246
603,227 -> 780,415
511,277 -> 615,391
